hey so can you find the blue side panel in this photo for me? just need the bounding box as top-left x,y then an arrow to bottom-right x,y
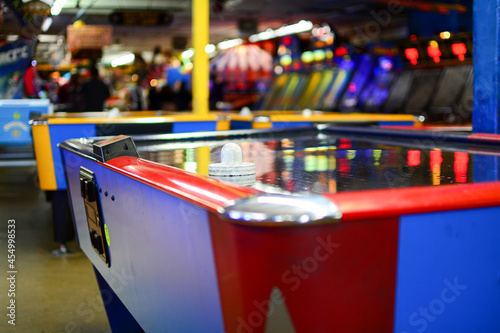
230,120 -> 253,130
62,149 -> 225,332
172,121 -> 217,133
50,124 -> 96,190
473,0 -> 500,134
394,207 -> 500,332
93,266 -> 143,333
377,121 -> 414,127
272,121 -> 312,128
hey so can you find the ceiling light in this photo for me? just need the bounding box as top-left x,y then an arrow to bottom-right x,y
205,44 -> 216,53
181,48 -> 194,59
42,17 -> 53,32
217,38 -> 243,50
51,0 -> 67,16
249,20 -> 313,42
111,53 -> 135,67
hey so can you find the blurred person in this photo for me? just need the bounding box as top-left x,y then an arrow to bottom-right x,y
79,67 -> 110,111
148,85 -> 162,110
23,64 -> 39,98
128,78 -> 146,111
58,71 -> 82,112
160,83 -> 175,111
210,74 -> 225,110
173,80 -> 191,111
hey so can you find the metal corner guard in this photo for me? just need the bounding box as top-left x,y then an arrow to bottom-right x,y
220,193 -> 342,225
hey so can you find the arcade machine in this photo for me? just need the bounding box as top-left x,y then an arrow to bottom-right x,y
403,68 -> 442,116
303,27 -> 355,111
382,70 -> 415,114
0,99 -> 51,167
258,73 -> 290,110
319,53 -> 355,111
60,125 -> 500,333
294,70 -> 324,110
428,65 -> 472,123
307,68 -> 336,109
0,38 -> 47,167
357,54 -> 398,113
336,53 -> 377,111
394,32 -> 473,123
228,46 -> 417,130
278,72 -> 310,110
259,51 -> 355,112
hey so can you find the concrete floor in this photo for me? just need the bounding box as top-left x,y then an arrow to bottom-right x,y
0,166 -> 111,333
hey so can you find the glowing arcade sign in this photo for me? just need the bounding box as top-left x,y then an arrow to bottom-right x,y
335,46 -> 349,57
402,33 -> 471,66
427,41 -> 441,63
451,42 -> 467,61
404,48 -> 419,65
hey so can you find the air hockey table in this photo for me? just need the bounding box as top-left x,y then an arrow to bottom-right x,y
226,110 -> 419,130
60,125 -> 500,333
31,112 -> 225,192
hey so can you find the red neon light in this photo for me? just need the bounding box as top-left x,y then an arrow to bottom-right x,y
454,152 -> 469,183
335,46 -> 349,57
407,149 -> 421,167
430,150 -> 443,167
338,158 -> 351,178
405,48 -> 419,65
452,42 -> 467,61
339,139 -> 351,149
410,34 -> 417,41
427,45 -> 441,63
348,82 -> 357,93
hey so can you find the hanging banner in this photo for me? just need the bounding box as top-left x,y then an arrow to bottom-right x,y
0,38 -> 35,99
67,25 -> 113,51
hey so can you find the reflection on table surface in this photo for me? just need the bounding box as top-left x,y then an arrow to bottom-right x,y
136,133 -> 486,195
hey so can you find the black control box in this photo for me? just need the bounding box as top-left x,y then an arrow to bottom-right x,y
80,167 -> 110,266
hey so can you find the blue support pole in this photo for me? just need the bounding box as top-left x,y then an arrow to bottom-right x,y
473,0 -> 500,134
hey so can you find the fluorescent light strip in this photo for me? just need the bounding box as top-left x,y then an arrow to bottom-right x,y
42,17 -> 53,32
51,0 -> 67,16
205,44 -> 216,53
249,20 -> 313,43
111,53 -> 135,67
181,45 -> 216,59
217,38 -> 243,50
181,48 -> 194,59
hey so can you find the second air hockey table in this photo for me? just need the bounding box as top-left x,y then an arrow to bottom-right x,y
31,111 -> 225,191
226,110 -> 418,129
60,125 -> 500,333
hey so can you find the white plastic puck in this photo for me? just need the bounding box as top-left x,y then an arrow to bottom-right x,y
209,143 -> 256,187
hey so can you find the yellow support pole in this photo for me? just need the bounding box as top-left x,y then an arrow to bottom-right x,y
192,0 -> 209,115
